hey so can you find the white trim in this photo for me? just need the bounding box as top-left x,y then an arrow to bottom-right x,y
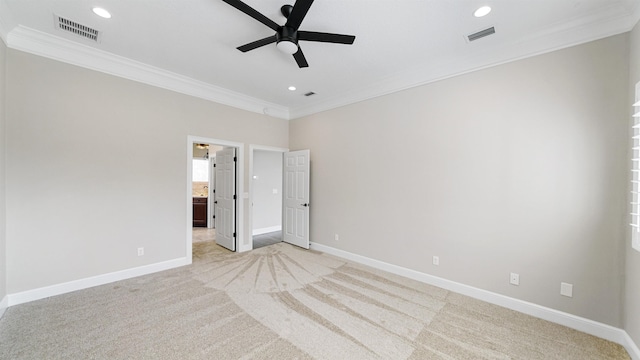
250,145 -> 290,153
634,81 -> 640,252
187,140 -> 194,263
310,242 -> 640,358
253,226 -> 282,236
249,144 -> 288,251
207,156 -> 216,229
0,295 -> 7,319
623,331 -> 640,360
5,26 -> 289,120
288,6 -> 640,120
7,257 -> 187,307
2,5 -> 638,121
1,241 -> 637,358
187,136 -> 246,255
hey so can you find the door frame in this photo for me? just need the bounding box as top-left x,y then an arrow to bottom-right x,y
249,144 -> 288,250
187,136 -> 245,263
207,156 -> 215,229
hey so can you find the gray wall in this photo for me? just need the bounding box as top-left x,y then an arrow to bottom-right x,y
252,150 -> 282,233
2,24 -> 637,337
5,49 -> 288,294
627,21 -> 640,347
0,37 -> 7,309
290,34 -> 629,327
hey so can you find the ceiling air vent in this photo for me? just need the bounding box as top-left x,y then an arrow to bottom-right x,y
54,15 -> 100,42
304,92 -> 316,97
467,27 -> 495,42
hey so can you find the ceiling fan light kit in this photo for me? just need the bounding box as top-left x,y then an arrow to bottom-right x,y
221,0 -> 356,68
276,26 -> 299,54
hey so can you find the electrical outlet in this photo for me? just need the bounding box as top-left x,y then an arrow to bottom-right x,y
432,256 -> 439,266
137,247 -> 144,256
561,282 -> 573,297
334,234 -> 339,241
510,272 -> 520,286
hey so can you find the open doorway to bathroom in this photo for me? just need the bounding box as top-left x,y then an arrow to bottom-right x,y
192,142 -> 223,246
187,136 -> 245,261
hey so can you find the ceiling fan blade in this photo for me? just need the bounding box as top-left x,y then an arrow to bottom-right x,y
298,31 -> 355,44
237,35 -> 277,52
285,0 -> 314,30
222,0 -> 279,31
293,48 -> 309,68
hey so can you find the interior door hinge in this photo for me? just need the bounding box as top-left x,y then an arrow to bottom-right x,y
213,164 -> 216,167
233,156 -> 237,162
233,195 -> 236,200
233,232 -> 236,238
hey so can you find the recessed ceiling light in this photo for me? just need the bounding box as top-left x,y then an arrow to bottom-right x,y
474,6 -> 491,17
288,86 -> 297,91
92,7 -> 111,19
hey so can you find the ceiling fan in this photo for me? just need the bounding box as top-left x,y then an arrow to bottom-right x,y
221,0 -> 356,68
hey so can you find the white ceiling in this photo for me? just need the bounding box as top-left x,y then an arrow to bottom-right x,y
0,0 -> 639,119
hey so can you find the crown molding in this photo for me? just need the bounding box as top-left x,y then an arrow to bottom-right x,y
5,25 -> 290,120
289,2 -> 640,120
2,1 -> 639,122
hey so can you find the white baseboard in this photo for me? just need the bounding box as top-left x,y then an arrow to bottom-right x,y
0,295 -> 7,319
7,257 -> 188,307
623,331 -> 640,360
253,226 -> 281,236
310,242 -> 640,360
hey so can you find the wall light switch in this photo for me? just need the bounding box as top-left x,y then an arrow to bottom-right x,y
561,282 -> 573,298
432,256 -> 439,266
272,188 -> 278,194
137,247 -> 144,256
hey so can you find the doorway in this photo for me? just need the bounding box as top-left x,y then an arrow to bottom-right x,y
187,136 -> 245,263
192,143 -> 223,229
249,146 -> 311,250
249,145 -> 287,250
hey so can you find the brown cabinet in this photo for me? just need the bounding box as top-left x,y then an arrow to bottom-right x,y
193,197 -> 208,227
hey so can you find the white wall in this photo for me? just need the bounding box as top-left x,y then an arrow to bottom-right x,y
0,36 -> 7,314
252,150 -> 282,234
626,21 -> 640,348
290,34 -> 629,327
5,49 -> 288,295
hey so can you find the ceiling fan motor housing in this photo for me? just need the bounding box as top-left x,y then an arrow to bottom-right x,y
281,4 -> 293,18
276,26 -> 299,54
222,0 -> 356,67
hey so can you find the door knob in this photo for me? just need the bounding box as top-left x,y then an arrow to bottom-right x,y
301,203 -> 309,207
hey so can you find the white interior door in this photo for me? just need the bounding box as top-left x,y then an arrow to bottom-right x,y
215,148 -> 236,251
208,156 -> 215,229
283,150 -> 310,249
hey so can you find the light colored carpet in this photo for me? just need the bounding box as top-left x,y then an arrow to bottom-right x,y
0,242 -> 630,359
